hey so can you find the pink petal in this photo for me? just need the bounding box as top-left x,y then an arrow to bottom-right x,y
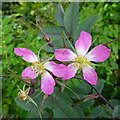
82,65 -> 97,85
75,31 -> 91,55
62,63 -> 78,80
14,48 -> 38,63
86,45 -> 111,62
41,71 -> 55,95
55,48 -> 77,61
22,66 -> 39,79
44,62 -> 67,78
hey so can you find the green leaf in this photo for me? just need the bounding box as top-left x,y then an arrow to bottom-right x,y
113,105 -> 120,118
80,80 -> 91,94
74,106 -> 85,118
106,99 -> 120,110
55,3 -> 64,27
109,99 -> 120,107
15,91 -> 43,117
41,110 -> 50,118
15,91 -> 54,118
93,79 -> 104,94
68,85 -> 89,99
53,89 -> 73,105
3,23 -> 13,34
2,16 -> 12,26
7,83 -> 16,97
89,106 -> 104,118
65,80 -> 91,99
8,53 -> 15,63
2,43 -> 14,55
77,100 -> 94,109
27,108 -> 49,118
37,25 -> 68,39
110,58 -> 118,70
15,97 -> 30,111
26,31 -> 34,42
112,43 -> 118,55
46,38 -> 72,52
53,99 -> 79,118
64,2 -> 79,35
71,80 -> 91,94
4,34 -> 13,44
73,14 -> 98,43
27,108 -> 40,118
42,96 -> 54,109
6,44 -> 14,54
52,88 -> 79,118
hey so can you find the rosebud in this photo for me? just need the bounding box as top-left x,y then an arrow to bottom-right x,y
44,35 -> 54,48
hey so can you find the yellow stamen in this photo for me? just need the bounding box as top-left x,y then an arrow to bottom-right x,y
72,55 -> 90,69
30,61 -> 45,75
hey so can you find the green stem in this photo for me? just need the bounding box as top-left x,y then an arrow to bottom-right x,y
42,49 -> 67,65
90,63 -> 116,69
56,80 -> 80,100
63,31 -> 78,56
38,41 -> 52,62
74,76 -> 114,110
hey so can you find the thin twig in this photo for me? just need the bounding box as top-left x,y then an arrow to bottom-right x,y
33,85 -> 41,90
74,76 -> 114,110
50,87 -> 61,119
91,38 -> 97,44
95,99 -> 114,118
69,34 -> 74,41
49,109 -> 53,119
53,87 -> 61,102
49,86 -> 62,119
31,21 -> 55,51
101,38 -> 119,46
72,98 -> 85,107
23,39 -> 29,49
62,35 -> 68,48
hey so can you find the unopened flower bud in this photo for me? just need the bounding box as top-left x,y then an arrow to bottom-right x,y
44,35 -> 54,48
44,35 -> 50,42
48,41 -> 54,47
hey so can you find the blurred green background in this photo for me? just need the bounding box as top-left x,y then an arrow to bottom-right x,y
2,2 -> 119,119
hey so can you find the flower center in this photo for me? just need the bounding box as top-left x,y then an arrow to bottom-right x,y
73,55 -> 90,69
17,91 -> 27,102
30,61 -> 45,75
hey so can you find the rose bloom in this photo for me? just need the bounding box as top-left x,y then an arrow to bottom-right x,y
55,31 -> 110,85
14,48 -> 66,95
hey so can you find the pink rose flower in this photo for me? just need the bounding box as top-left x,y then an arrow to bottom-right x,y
55,31 -> 111,85
14,48 -> 66,95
